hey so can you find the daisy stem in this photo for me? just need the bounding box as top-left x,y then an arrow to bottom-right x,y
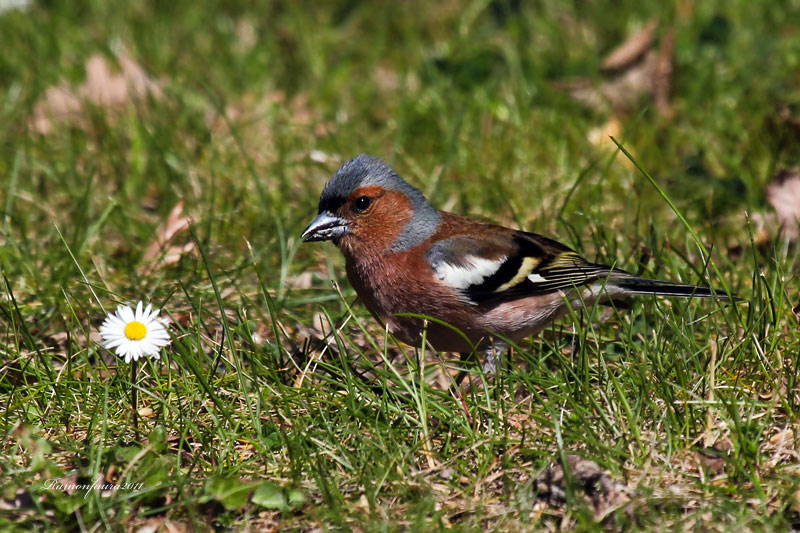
131,359 -> 139,440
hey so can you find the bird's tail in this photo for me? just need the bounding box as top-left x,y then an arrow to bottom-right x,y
611,275 -> 739,300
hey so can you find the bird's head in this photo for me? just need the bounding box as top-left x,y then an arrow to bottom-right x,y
302,155 -> 441,254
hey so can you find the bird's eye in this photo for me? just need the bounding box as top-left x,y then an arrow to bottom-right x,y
353,196 -> 372,212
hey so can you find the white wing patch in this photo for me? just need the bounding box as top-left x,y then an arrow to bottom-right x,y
433,255 -> 505,290
527,273 -> 547,283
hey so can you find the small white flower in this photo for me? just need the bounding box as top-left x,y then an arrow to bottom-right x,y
99,301 -> 171,363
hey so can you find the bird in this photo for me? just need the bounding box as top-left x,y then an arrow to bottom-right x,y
302,154 -> 735,377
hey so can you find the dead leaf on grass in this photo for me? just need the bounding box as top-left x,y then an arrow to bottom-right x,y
766,168 -> 800,241
139,200 -> 196,273
763,426 -> 800,469
534,454 -> 631,517
694,438 -> 732,477
41,329 -> 105,364
601,21 -> 658,71
559,21 -> 674,117
33,52 -> 162,133
84,53 -> 161,107
769,428 -> 793,445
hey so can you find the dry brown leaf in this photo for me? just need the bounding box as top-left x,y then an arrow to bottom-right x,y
33,52 -> 162,133
769,428 -> 793,445
601,20 -> 658,71
82,54 -> 161,107
560,22 -> 674,117
40,329 -> 103,367
694,438 -> 732,477
600,52 -> 660,111
766,168 -> 800,241
139,200 -> 196,273
534,454 -> 631,516
159,242 -> 198,267
32,88 -> 81,133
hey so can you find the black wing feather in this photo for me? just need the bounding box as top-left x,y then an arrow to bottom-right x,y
427,229 -> 734,305
466,232 -> 616,303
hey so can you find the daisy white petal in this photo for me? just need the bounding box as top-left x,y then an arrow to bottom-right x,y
119,305 -> 135,324
98,301 -> 172,363
104,338 -> 125,349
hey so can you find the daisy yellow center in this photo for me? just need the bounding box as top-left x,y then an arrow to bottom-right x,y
124,321 -> 147,341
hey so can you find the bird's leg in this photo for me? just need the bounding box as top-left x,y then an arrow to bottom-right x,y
467,342 -> 507,391
456,342 -> 507,393
481,342 -> 506,376
451,352 -> 474,424
452,344 -> 507,424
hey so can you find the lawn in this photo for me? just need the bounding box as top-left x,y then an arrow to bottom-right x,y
2,0 -> 800,530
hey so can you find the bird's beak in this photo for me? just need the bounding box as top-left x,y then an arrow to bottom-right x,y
301,212 -> 349,242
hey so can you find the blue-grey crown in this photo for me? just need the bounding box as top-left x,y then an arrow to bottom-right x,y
320,154 -> 441,251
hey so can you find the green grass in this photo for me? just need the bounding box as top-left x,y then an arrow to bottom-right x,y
2,0 -> 800,530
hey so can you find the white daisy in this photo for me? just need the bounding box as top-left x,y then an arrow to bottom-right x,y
99,301 -> 171,363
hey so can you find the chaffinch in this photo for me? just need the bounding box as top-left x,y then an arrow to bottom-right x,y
302,154 -> 734,372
